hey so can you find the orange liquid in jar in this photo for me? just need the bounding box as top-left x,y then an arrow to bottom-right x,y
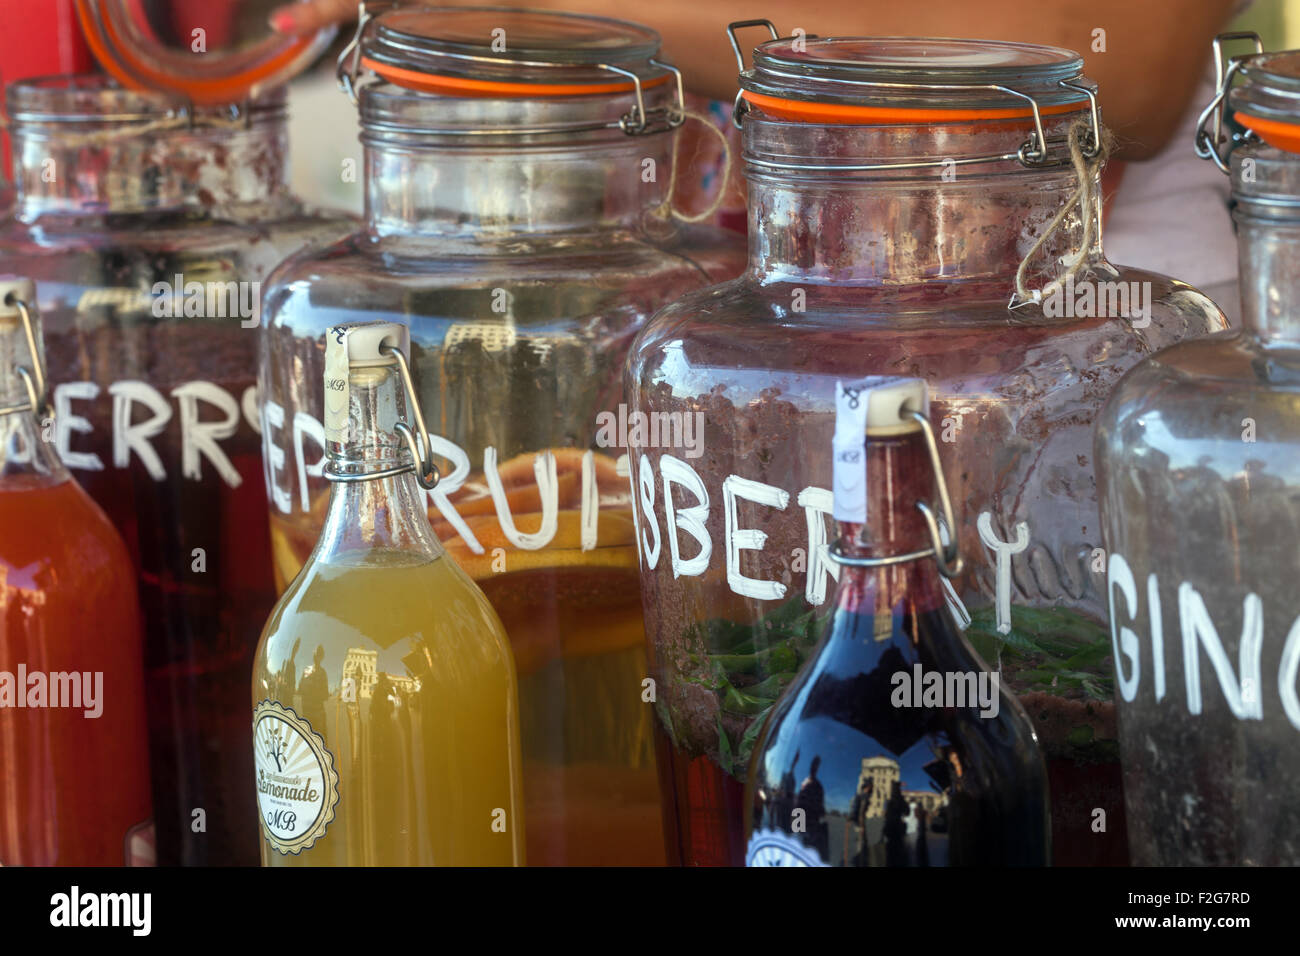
0,475 -> 153,865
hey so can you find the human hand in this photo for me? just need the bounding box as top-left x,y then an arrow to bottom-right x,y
269,0 -> 367,35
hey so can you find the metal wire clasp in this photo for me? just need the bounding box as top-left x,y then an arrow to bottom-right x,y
336,2 -> 381,104
0,294 -> 50,422
827,405 -> 964,579
1194,31 -> 1264,173
381,343 -> 440,490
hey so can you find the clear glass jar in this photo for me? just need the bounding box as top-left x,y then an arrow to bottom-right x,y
258,7 -> 745,866
626,30 -> 1227,866
1095,46 -> 1300,865
0,75 -> 352,866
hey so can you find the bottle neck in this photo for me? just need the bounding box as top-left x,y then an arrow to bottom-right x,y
0,316 -> 64,483
316,362 -> 442,563
833,430 -> 944,623
744,113 -> 1098,285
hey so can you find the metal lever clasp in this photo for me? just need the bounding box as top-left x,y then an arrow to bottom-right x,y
909,407 -> 964,578
337,2 -> 391,104
0,295 -> 50,422
1194,31 -> 1265,173
380,343 -> 440,490
726,19 -> 779,130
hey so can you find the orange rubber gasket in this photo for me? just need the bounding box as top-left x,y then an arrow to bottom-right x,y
1234,110 -> 1300,154
360,55 -> 672,98
741,89 -> 1089,124
76,0 -> 316,105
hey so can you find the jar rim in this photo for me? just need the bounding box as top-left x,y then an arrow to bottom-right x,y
741,35 -> 1089,113
359,5 -> 672,96
74,0 -> 333,105
6,74 -> 285,126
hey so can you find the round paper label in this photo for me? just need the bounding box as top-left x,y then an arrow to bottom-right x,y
745,828 -> 829,867
253,700 -> 339,855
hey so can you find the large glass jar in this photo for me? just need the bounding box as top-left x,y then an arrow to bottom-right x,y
0,76 -> 351,865
626,28 -> 1227,866
1095,43 -> 1300,865
258,7 -> 745,866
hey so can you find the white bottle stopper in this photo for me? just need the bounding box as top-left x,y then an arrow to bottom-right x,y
324,322 -> 412,444
832,376 -> 928,523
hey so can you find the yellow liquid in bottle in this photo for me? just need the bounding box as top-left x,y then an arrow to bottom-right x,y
252,547 -> 525,866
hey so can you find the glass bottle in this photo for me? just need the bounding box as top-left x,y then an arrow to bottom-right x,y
745,379 -> 1049,866
0,76 -> 352,866
252,321 -> 524,866
627,27 -> 1227,866
0,277 -> 153,865
259,6 -> 746,866
1095,42 -> 1300,865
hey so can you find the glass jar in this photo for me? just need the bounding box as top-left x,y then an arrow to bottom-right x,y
0,76 -> 351,866
258,6 -> 745,866
626,27 -> 1227,866
1095,41 -> 1300,865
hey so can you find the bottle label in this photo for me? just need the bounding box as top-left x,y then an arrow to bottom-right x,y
832,376 -> 928,523
324,325 -> 354,445
745,828 -> 830,867
252,700 -> 340,855
832,380 -> 873,524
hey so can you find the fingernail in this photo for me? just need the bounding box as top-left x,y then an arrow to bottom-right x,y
269,10 -> 297,34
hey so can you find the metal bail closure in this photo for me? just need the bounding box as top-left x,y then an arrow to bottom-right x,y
0,279 -> 51,423
827,386 -> 964,580
337,2 -> 389,105
725,22 -> 1100,172
322,323 -> 440,490
383,343 -> 441,490
1194,31 -> 1265,173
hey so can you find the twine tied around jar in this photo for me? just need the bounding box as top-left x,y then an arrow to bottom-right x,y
1009,119 -> 1113,311
662,109 -> 733,224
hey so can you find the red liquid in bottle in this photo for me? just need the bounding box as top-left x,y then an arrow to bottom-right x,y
0,474 -> 153,865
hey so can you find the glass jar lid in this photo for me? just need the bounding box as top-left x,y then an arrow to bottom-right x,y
340,6 -> 682,136
74,0 -> 334,105
1231,50 -> 1300,153
730,27 -> 1092,123
343,6 -> 673,98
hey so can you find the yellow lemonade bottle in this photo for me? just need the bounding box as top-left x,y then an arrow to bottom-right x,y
251,322 -> 524,866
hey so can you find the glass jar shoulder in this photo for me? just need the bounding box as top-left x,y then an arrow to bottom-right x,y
631,264 -> 1226,408
1,200 -> 348,253
1098,329 -> 1300,479
263,226 -> 726,329
0,209 -> 348,328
